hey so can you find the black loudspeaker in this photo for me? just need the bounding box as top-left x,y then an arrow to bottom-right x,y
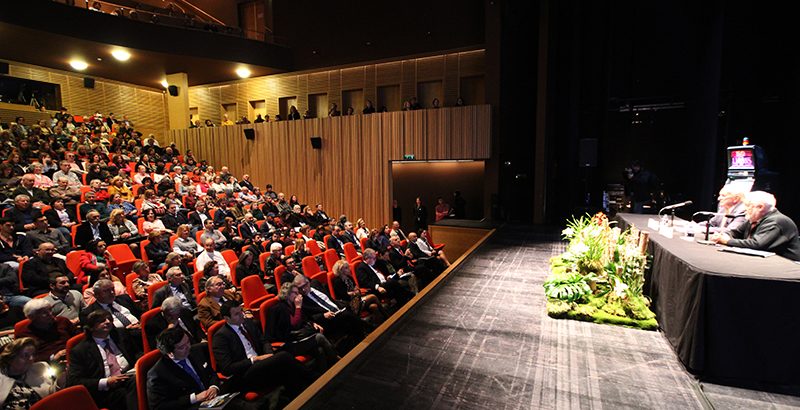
244,128 -> 255,140
0,62 -> 8,75
310,136 -> 322,149
83,77 -> 95,89
167,85 -> 179,96
578,138 -> 598,167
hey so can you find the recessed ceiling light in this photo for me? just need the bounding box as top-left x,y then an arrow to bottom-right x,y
111,49 -> 131,61
96,57 -> 102,61
69,60 -> 88,71
236,67 -> 251,78
160,79 -> 169,88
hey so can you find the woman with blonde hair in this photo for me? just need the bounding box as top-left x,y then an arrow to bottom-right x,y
107,175 -> 134,202
107,208 -> 139,244
330,259 -> 386,324
172,224 -> 202,258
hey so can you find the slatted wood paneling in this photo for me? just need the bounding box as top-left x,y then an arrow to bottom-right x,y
168,105 -> 490,228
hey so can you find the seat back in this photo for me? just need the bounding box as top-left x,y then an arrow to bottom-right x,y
140,239 -> 152,264
258,297 -> 279,333
30,385 -> 99,410
274,265 -> 286,289
349,260 -> 363,288
195,229 -> 204,243
106,243 -> 137,273
192,271 -> 204,296
259,252 -> 269,272
241,276 -> 268,309
71,225 -> 79,247
306,240 -> 322,256
135,350 -> 163,410
284,245 -> 295,256
302,255 -> 322,277
147,281 -> 168,308
13,319 -> 31,337
343,242 -> 359,263
229,260 -> 240,286
65,250 -> 85,277
65,333 -> 87,365
323,249 -> 340,272
309,271 -> 328,289
206,320 -> 226,374
17,259 -> 26,292
140,307 -> 162,353
169,234 -> 178,248
326,271 -> 338,299
125,273 -> 139,301
360,237 -> 369,251
196,291 -> 207,305
220,249 -> 237,268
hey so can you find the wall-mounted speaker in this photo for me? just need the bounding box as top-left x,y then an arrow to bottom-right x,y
0,62 -> 8,75
83,77 -> 95,89
244,128 -> 255,140
310,136 -> 322,149
578,138 -> 598,168
167,85 -> 179,97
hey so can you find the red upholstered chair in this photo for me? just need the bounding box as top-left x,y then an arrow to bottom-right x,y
65,250 -> 85,277
17,259 -> 27,292
221,249 -> 237,269
147,281 -> 168,309
343,242 -> 359,263
323,249 -> 340,272
135,349 -> 163,410
306,240 -> 322,256
208,208 -> 216,219
192,271 -> 204,296
323,235 -> 331,248
196,291 -> 206,305
229,260 -> 240,286
139,239 -> 152,265
360,237 -> 369,251
140,307 -> 162,352
65,333 -> 86,365
302,255 -> 325,278
326,271 -> 338,299
259,252 -> 269,272
241,276 -> 273,309
206,321 -> 226,377
309,271 -> 327,289
106,243 -> 138,275
284,245 -> 295,256
274,265 -> 286,290
13,319 -> 31,337
125,273 -> 140,302
71,225 -> 80,247
348,260 -> 369,293
195,229 -> 204,243
169,234 -> 178,248
137,217 -> 146,236
30,385 -> 100,410
258,298 -> 310,364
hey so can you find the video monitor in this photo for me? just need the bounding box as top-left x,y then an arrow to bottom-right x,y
728,148 -> 755,170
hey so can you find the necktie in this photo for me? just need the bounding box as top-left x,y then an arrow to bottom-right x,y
108,304 -> 132,327
103,340 -> 122,376
239,325 -> 258,352
308,291 -> 336,312
178,359 -> 205,391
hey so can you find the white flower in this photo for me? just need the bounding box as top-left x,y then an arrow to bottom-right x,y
614,281 -> 629,297
571,242 -> 589,255
562,227 -> 575,237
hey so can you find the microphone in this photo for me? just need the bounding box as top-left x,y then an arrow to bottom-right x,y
659,200 -> 693,214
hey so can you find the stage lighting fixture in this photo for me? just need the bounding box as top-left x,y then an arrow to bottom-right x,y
236,67 -> 251,78
160,79 -> 169,88
111,49 -> 131,61
69,60 -> 88,70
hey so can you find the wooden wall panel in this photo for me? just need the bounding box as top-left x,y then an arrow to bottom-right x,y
167,105 -> 490,227
416,56 -> 445,82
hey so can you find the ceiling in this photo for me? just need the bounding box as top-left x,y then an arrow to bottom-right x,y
0,22 -> 283,88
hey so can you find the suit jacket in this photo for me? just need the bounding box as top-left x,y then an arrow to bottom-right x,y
66,329 -> 139,398
150,281 -> 196,310
211,320 -> 272,377
197,290 -> 239,330
356,262 -> 384,291
11,186 -> 51,205
213,208 -> 234,227
144,309 -> 204,350
727,208 -> 800,261
162,212 -> 189,232
389,246 -> 413,272
300,283 -> 344,324
23,256 -> 70,296
147,349 -> 220,410
188,211 -> 211,228
44,207 -> 78,229
79,295 -> 142,325
342,231 -> 361,251
7,206 -> 39,232
238,222 -> 259,240
75,221 -> 114,249
326,235 -> 345,256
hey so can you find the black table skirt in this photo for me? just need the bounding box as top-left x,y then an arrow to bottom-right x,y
617,213 -> 800,389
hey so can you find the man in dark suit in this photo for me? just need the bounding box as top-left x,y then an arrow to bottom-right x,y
144,297 -> 204,351
12,174 -> 51,207
162,201 -> 188,232
713,191 -> 800,261
356,249 -> 413,306
325,225 -> 347,257
74,210 -> 114,249
148,326 -> 221,410
7,194 -> 40,233
79,191 -> 109,220
292,274 -> 366,353
211,300 -> 314,398
238,212 -> 259,241
23,242 -> 72,296
187,202 -> 212,233
213,201 -> 234,227
80,279 -> 142,332
150,266 -> 196,310
342,221 -> 362,251
67,309 -> 140,410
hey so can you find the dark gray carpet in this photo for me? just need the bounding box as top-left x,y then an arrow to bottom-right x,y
303,226 -> 796,409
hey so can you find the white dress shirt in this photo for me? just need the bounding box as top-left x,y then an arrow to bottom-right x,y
93,336 -> 130,391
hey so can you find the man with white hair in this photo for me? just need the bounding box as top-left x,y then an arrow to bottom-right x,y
713,191 -> 800,261
708,184 -> 748,232
16,298 -> 79,363
195,238 -> 231,277
150,266 -> 196,310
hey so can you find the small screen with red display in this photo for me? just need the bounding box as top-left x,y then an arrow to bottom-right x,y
729,149 -> 754,169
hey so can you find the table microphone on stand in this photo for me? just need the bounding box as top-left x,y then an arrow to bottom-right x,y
658,200 -> 693,227
691,211 -> 746,245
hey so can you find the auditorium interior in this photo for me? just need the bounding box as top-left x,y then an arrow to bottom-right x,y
2,0 -> 800,409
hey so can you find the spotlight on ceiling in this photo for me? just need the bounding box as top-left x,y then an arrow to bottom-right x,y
111,49 -> 131,62
160,79 -> 169,88
235,67 -> 251,78
69,60 -> 88,71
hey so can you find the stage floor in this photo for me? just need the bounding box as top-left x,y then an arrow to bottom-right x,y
302,225 -> 800,409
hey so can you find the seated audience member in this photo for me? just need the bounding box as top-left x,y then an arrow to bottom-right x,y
79,191 -> 109,220
27,214 -> 71,255
172,224 -> 202,258
15,298 -> 78,363
196,238 -> 231,277
267,282 -> 339,373
144,297 -> 204,352
330,260 -> 385,324
74,210 -> 114,249
354,218 -> 369,241
212,201 -> 234,228
67,309 -> 139,410
211,300 -> 315,400
197,276 -> 240,329
150,266 -> 195,310
43,198 -> 78,238
262,242 -> 285,280
83,269 -> 127,306
107,176 -> 134,202
709,184 -> 748,232
142,209 -> 170,236
434,197 -> 452,222
48,176 -> 82,205
342,221 -> 363,251
713,191 -> 800,261
197,260 -> 234,294
145,232 -> 171,269
188,202 -> 212,233
23,242 -> 71,297
199,218 -> 227,250
280,257 -> 305,286
79,279 -> 142,333
219,216 -> 245,250
325,225 -> 347,257
43,273 -> 85,323
107,193 -> 139,223
407,231 -> 450,270
0,337 -> 63,408
78,240 -> 117,286
30,162 -> 55,189
12,174 -> 51,208
51,161 -> 81,187
238,213 -> 259,242
7,195 -> 39,233
356,249 -> 413,307
389,220 -> 407,241
0,263 -> 30,308
130,260 -> 164,302
162,201 -> 188,232
293,275 -> 367,354
234,249 -> 263,285
146,326 -> 221,410
106,209 -> 140,244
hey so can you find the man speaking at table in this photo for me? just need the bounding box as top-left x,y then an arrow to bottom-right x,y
712,191 -> 800,261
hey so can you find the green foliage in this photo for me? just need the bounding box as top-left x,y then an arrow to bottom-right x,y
543,272 -> 592,303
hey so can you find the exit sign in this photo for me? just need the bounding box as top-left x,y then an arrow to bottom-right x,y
403,154 -> 415,160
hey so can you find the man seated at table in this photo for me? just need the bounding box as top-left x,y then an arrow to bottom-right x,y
708,184 -> 747,232
713,191 -> 800,261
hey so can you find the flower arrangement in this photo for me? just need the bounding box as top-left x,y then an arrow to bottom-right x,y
544,212 -> 657,330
